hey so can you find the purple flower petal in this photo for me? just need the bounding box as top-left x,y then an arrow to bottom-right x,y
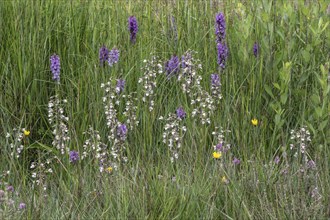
165,55 -> 180,77
233,157 -> 241,165
128,16 -> 138,43
69,150 -> 79,163
19,203 -> 27,210
50,54 -> 60,82
116,79 -> 125,94
253,42 -> 259,57
99,45 -> 109,66
176,107 -> 186,120
117,124 -> 128,140
217,43 -> 228,69
215,12 -> 226,43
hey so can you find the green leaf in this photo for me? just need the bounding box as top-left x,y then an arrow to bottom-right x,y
318,120 -> 328,130
276,30 -> 284,40
301,50 -> 310,62
302,7 -> 309,16
298,73 -> 310,84
280,93 -> 288,105
274,114 -> 281,126
273,83 -> 281,90
320,21 -> 329,33
27,142 -> 55,153
320,64 -> 325,74
261,12 -> 269,22
264,84 -> 275,99
309,26 -> 317,35
310,94 -> 320,105
314,107 -> 323,118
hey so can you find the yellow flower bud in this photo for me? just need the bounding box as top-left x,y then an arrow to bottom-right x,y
251,118 -> 258,126
23,130 -> 30,136
213,151 -> 222,159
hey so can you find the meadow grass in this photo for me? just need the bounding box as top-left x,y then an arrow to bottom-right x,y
0,0 -> 329,219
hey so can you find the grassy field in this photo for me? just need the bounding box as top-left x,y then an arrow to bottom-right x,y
0,0 -> 329,219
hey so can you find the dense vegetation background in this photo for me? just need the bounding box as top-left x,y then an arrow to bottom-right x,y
0,0 -> 329,219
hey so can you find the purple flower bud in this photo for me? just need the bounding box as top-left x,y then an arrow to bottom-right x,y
50,54 -> 60,82
176,107 -> 186,120
217,43 -> 228,69
181,55 -> 187,69
6,185 -> 14,192
99,46 -> 109,66
117,124 -> 128,140
307,160 -> 316,170
215,143 -> 230,153
19,202 -> 26,210
233,157 -> 241,165
69,150 -> 79,163
253,42 -> 259,57
165,55 -> 180,77
274,156 -> 280,164
128,16 -> 138,43
215,12 -> 226,43
108,48 -> 120,66
211,74 -> 220,86
215,143 -> 223,151
116,79 -> 125,94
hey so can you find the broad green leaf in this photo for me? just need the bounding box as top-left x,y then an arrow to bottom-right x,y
274,114 -> 281,126
314,107 -> 323,118
318,120 -> 328,130
301,50 -> 310,62
273,83 -> 281,90
310,94 -> 320,105
280,93 -> 288,105
264,84 -> 274,99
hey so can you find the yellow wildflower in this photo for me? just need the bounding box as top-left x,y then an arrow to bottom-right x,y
221,176 -> 229,184
23,129 -> 30,136
213,151 -> 222,159
251,118 -> 258,126
106,167 -> 113,173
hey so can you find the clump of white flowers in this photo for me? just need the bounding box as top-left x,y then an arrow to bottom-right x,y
100,78 -> 139,170
30,155 -> 55,191
179,50 -> 215,124
48,95 -> 70,155
139,55 -> 163,112
160,107 -> 187,163
5,128 -> 28,158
